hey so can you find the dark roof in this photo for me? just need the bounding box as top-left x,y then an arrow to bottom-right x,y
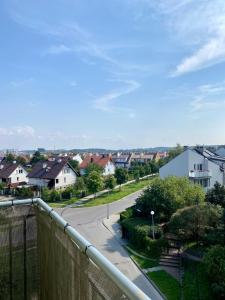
0,159 -> 20,178
28,157 -> 78,179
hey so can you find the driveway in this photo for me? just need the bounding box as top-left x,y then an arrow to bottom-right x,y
57,190 -> 163,300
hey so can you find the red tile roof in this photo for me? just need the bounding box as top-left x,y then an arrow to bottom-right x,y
80,155 -> 113,169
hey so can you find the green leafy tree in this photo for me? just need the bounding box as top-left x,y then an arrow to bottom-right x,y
115,168 -> 128,187
206,182 -> 225,208
16,156 -> 27,166
74,177 -> 86,197
168,144 -> 184,160
5,153 -> 15,162
136,176 -> 205,222
168,204 -> 223,243
15,187 -> 34,199
85,163 -> 103,176
203,245 -> 225,298
68,159 -> 79,172
105,175 -> 116,192
86,171 -> 104,197
30,151 -> 45,165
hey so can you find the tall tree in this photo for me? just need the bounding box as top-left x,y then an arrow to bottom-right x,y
115,168 -> 128,187
30,151 -> 45,165
206,182 -> 225,208
86,171 -> 104,197
105,175 -> 116,192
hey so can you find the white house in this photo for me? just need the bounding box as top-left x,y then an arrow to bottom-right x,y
71,154 -> 83,165
0,159 -> 28,187
27,157 -> 78,189
159,147 -> 225,190
80,154 -> 115,176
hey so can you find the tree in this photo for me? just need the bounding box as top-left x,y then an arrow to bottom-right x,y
203,245 -> 225,298
15,187 -> 34,199
5,153 -> 15,162
86,171 -> 104,197
85,163 -> 103,176
16,156 -> 27,166
105,175 -> 116,192
69,159 -> 79,172
168,204 -> 223,243
168,144 -> 183,160
206,182 -> 225,208
115,168 -> 128,187
136,176 -> 205,222
30,151 -> 45,165
74,177 -> 86,197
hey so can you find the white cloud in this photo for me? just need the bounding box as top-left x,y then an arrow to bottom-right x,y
190,81 -> 225,112
0,126 -> 35,137
94,80 -> 140,112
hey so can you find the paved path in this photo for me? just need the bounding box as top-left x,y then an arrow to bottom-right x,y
57,190 -> 163,300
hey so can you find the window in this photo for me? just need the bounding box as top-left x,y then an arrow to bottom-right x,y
55,179 -> 59,184
17,177 -> 19,181
19,169 -> 23,174
194,164 -> 196,170
64,177 -> 66,183
197,164 -> 203,171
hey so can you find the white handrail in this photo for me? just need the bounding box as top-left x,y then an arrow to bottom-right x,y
0,198 -> 151,300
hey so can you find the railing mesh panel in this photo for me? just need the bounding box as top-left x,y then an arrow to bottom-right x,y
0,205 -> 129,300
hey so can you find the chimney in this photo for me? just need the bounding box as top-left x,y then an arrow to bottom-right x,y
43,163 -> 47,169
90,157 -> 94,163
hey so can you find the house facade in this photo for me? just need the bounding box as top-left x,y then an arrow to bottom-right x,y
0,159 -> 28,187
80,155 -> 115,176
159,147 -> 225,190
27,158 -> 77,189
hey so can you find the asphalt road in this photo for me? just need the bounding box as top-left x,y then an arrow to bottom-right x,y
57,190 -> 163,300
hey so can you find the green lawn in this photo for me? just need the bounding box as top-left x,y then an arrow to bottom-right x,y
183,259 -> 213,300
147,270 -> 181,300
131,254 -> 158,268
83,178 -> 153,207
48,197 -> 79,208
125,244 -> 159,268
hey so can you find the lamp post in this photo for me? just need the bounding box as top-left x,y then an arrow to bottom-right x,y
151,210 -> 155,239
107,203 -> 109,219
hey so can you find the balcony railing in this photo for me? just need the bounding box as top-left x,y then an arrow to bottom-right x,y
189,170 -> 212,178
0,198 -> 151,300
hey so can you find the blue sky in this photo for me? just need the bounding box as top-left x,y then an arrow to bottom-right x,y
1,0 -> 225,150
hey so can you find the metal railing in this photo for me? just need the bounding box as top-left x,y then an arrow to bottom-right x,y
0,198 -> 151,300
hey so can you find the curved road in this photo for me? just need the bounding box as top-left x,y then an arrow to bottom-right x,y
57,190 -> 163,300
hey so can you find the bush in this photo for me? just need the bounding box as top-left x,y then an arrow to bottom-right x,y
203,245 -> 225,299
146,237 -> 168,259
61,187 -> 74,199
168,204 -> 223,244
120,207 -> 134,221
15,187 -> 34,199
49,190 -> 61,202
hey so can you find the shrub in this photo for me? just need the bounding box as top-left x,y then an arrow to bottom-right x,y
120,207 -> 134,221
203,245 -> 225,299
61,187 -> 74,199
49,190 -> 61,202
15,187 -> 34,199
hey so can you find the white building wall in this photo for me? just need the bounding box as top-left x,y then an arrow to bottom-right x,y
9,166 -> 28,184
103,162 -> 115,176
159,149 -> 224,190
54,166 -> 77,189
72,154 -> 83,165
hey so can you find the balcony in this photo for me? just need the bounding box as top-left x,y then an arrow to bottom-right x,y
189,170 -> 212,178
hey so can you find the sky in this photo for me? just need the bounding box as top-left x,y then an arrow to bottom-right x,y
1,0 -> 225,150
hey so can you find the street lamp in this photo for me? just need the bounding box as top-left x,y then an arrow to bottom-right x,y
151,210 -> 155,239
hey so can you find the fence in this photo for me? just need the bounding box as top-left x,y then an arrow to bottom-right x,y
0,198 -> 151,300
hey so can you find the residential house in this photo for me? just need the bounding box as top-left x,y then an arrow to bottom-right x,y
0,159 -> 28,188
130,153 -> 155,164
159,146 -> 225,190
27,157 -> 78,189
71,153 -> 83,165
215,146 -> 225,158
112,153 -> 132,169
80,154 -> 115,176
